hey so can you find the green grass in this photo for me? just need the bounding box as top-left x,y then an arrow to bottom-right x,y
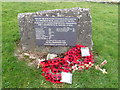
2,2 -> 118,88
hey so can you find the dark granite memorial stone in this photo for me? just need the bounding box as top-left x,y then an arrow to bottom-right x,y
18,7 -> 93,54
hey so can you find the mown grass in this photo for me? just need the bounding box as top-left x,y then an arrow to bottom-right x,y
2,2 -> 118,88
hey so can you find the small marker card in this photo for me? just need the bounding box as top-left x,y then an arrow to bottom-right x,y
81,47 -> 90,56
60,72 -> 72,84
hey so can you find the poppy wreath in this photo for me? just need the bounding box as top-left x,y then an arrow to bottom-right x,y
40,45 -> 94,83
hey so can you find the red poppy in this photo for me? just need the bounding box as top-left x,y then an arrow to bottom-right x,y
42,73 -> 45,76
40,45 -> 94,83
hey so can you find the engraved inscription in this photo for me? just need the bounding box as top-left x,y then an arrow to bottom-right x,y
34,17 -> 78,46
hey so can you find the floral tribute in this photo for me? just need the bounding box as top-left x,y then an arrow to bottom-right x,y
39,45 -> 94,83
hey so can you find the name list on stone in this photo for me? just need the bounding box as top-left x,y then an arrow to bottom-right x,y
34,17 -> 77,46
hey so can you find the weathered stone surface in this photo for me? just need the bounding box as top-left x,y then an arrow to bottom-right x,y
18,7 -> 93,54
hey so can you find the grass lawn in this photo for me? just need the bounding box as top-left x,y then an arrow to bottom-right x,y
2,2 -> 118,88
